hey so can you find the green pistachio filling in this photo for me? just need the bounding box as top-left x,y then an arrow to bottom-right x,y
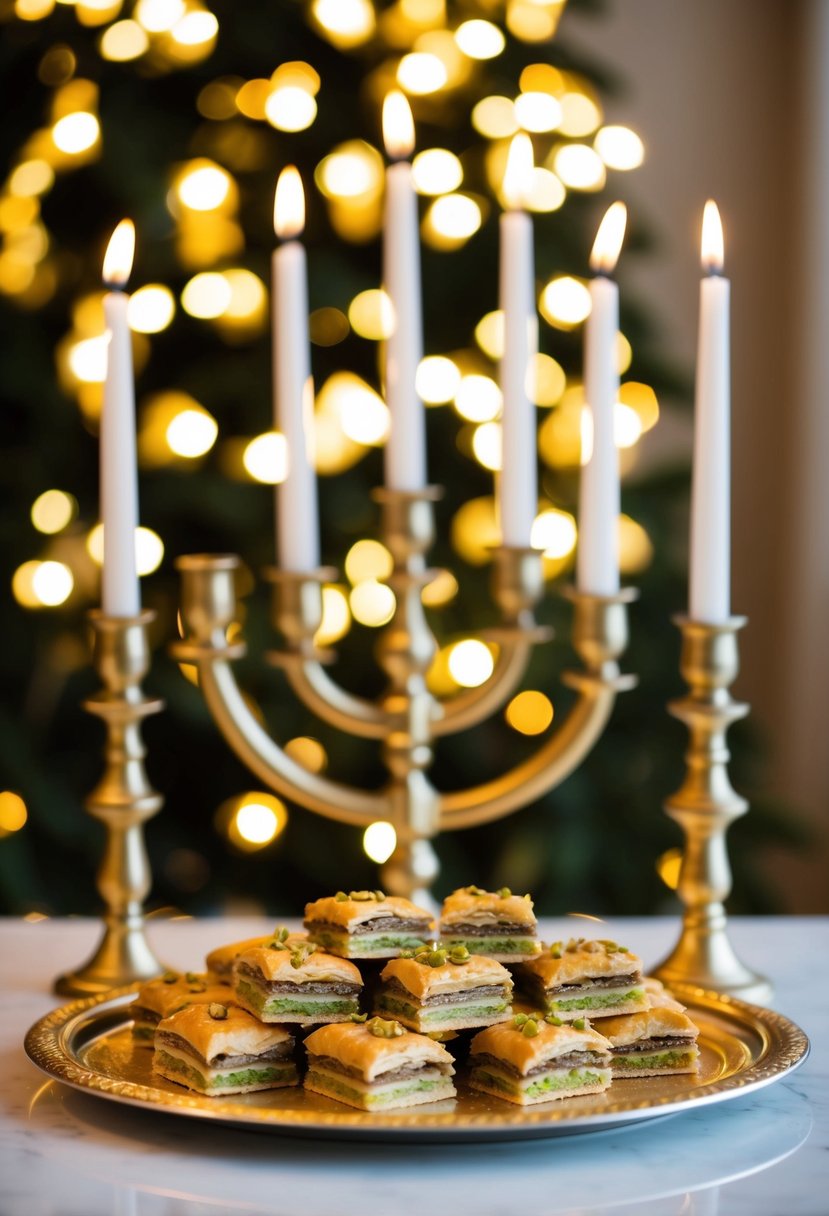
305,1070 -> 451,1107
442,937 -> 539,955
236,979 -> 357,1018
615,1049 -> 697,1071
131,1024 -> 155,1041
547,988 -> 644,1013
376,994 -> 509,1025
310,930 -> 430,954
471,1066 -> 606,1097
156,1050 -> 297,1091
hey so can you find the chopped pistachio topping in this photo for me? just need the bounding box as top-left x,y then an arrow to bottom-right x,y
558,937 -> 630,956
497,887 -> 512,899
366,1016 -> 405,1038
522,1018 -> 539,1038
268,926 -> 293,951
513,1013 -> 529,1027
545,1014 -> 564,1026
348,890 -> 385,902
335,891 -> 349,902
463,885 -> 488,897
162,971 -> 179,985
185,971 -> 201,984
573,1018 -> 586,1030
350,1012 -> 368,1023
550,941 -> 563,959
208,1003 -> 228,1020
447,945 -> 470,964
289,944 -> 317,969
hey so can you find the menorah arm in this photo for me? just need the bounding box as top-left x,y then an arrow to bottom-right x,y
198,659 -> 389,825
438,671 -> 625,827
433,630 -> 548,737
275,656 -> 388,739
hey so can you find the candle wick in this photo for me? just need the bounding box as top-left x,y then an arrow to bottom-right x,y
103,281 -> 128,294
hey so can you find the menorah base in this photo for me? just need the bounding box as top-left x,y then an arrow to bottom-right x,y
54,913 -> 164,997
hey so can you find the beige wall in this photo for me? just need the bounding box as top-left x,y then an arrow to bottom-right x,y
563,0 -> 828,909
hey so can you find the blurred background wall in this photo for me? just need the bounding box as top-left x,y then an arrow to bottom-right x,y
565,0 -> 828,911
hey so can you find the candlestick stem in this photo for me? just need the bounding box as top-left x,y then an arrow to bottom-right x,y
652,616 -> 772,1004
55,610 -> 165,996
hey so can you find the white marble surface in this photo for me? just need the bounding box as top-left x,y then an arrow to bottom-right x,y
1,915 -> 824,1216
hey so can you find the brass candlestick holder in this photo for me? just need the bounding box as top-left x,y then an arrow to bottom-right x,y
55,610 -> 166,997
653,616 -> 772,1003
173,487 -> 636,906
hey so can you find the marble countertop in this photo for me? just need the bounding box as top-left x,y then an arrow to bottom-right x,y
1,914 -> 824,1216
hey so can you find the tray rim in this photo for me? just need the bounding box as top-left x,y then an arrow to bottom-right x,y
24,981 -> 810,1141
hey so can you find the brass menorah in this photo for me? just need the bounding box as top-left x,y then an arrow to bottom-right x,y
172,486 -> 637,907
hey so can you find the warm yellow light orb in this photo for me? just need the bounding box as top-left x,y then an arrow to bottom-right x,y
553,144 -> 606,191
52,112 -> 100,154
615,401 -> 643,449
448,639 -> 495,688
558,91 -> 602,137
166,408 -> 218,458
265,87 -> 317,133
412,148 -> 463,196
243,432 -> 289,484
31,489 -> 75,534
505,689 -> 554,735
618,513 -> 654,575
345,539 -> 393,586
421,568 -> 459,606
312,0 -> 374,47
451,496 -> 500,565
454,19 -> 505,60
475,310 -> 504,360
127,284 -> 175,334
416,355 -> 460,404
171,10 -> 218,46
350,580 -> 396,627
531,508 -> 577,558
397,52 -> 447,95
221,269 -> 266,321
348,288 -> 393,340
539,275 -> 592,329
428,193 -> 481,240
526,167 -> 565,213
594,125 -> 644,171
317,144 -> 381,199
472,96 -> 518,139
15,0 -> 56,20
454,373 -> 502,423
181,272 -> 232,319
532,353 -> 566,407
135,527 -> 164,575
177,164 -> 231,211
32,560 -> 74,606
134,0 -> 183,32
68,335 -> 109,383
99,19 -> 149,60
515,91 -> 562,133
363,821 -> 397,864
230,794 -> 287,849
9,160 -> 54,197
0,791 -> 28,835
471,421 -> 502,471
338,381 -> 389,445
284,736 -> 328,773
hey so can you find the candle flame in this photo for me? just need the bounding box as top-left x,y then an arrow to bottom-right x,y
590,202 -> 627,274
383,90 -> 415,160
274,166 -> 305,240
701,199 -> 724,273
102,219 -> 135,288
503,133 -> 534,210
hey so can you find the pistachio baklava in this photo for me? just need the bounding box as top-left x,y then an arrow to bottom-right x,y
152,1002 -> 298,1095
304,890 -> 434,959
597,1005 -> 701,1078
130,972 -> 234,1043
517,938 -> 648,1021
233,938 -> 362,1025
304,1016 -> 456,1110
438,886 -> 540,962
469,1013 -> 613,1105
206,933 -> 296,984
375,945 -> 513,1032
642,975 -> 686,1012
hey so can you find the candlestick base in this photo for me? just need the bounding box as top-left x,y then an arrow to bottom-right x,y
652,616 -> 772,1006
54,610 -> 166,997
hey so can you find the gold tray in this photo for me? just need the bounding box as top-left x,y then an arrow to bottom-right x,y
24,983 -> 809,1143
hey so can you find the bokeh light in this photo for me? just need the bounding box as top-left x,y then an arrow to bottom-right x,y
177,163 -> 231,211
454,19 -> 505,60
448,638 -> 495,688
243,432 -> 289,484
127,284 -> 175,333
416,355 -> 460,404
539,275 -> 592,329
514,91 -> 562,133
315,585 -> 351,647
471,421 -> 502,471
454,373 -> 502,423
31,489 -> 75,534
397,52 -> 447,95
350,580 -> 396,627
225,792 -> 288,851
594,125 -> 645,170
345,539 -> 393,585
363,821 -> 397,864
505,690 -> 554,735
265,87 -> 317,133
52,112 -> 100,155
166,406 -> 218,458
284,736 -> 328,773
412,148 -> 463,196
552,144 -> 606,191
348,288 -> 393,340
531,508 -> 577,558
0,791 -> 28,836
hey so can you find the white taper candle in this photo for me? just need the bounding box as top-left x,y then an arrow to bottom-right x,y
577,202 -> 626,596
272,167 -> 319,572
499,133 -> 537,548
689,200 -> 730,623
382,91 -> 427,491
100,219 -> 140,617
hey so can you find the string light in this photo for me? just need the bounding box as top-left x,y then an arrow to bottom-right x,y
363,821 -> 397,863
594,125 -> 644,170
454,19 -> 505,59
166,407 -> 217,458
448,639 -> 495,688
265,87 -> 317,133
411,148 -> 463,196
416,355 -> 460,404
505,690 -> 553,735
243,432 -> 288,484
552,144 -> 606,191
539,276 -> 592,329
312,0 -> 375,47
344,540 -> 393,585
350,580 -> 396,627
397,52 -> 447,95
31,489 -> 76,534
454,373 -> 502,422
52,113 -> 100,154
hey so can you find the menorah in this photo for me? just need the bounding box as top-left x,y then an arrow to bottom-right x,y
171,488 -> 636,907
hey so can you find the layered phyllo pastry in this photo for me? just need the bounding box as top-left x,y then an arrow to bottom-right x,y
439,886 -> 540,962
518,938 -> 647,1021
375,945 -> 512,1032
642,975 -> 686,1012
233,939 -> 362,1025
205,933 -> 297,983
130,972 -> 234,1042
152,1002 -> 297,1096
598,1006 -> 700,1078
468,1013 -> 613,1105
304,890 -> 434,959
304,1016 -> 456,1111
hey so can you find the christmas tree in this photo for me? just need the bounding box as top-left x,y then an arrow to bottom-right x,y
0,0 -> 805,916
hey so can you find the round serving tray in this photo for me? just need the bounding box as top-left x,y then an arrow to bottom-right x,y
24,983 -> 809,1143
